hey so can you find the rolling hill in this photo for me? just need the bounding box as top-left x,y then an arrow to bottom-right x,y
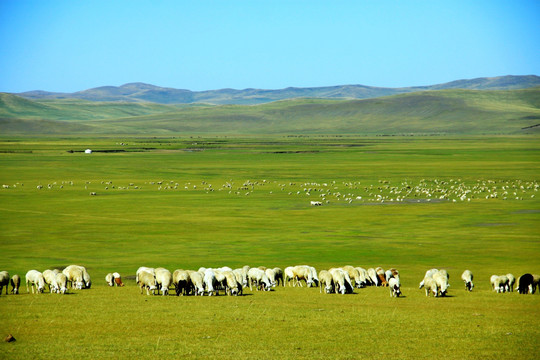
1,87 -> 539,135
14,75 -> 540,105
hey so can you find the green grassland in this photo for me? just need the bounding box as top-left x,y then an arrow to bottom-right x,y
2,87 -> 540,135
0,136 -> 539,359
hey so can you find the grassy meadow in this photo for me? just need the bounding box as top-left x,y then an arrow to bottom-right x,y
0,135 -> 539,359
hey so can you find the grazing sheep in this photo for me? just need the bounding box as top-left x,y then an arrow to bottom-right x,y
81,266 -> 91,289
318,270 -> 334,294
273,267 -> 284,287
506,273 -> 515,292
433,270 -> 450,296
25,270 -> 46,294
222,270 -> 240,296
137,270 -> 157,295
367,268 -> 379,287
265,268 -> 277,287
419,269 -> 439,289
136,267 -> 155,283
113,272 -> 124,287
388,277 -> 402,297
10,275 -> 20,294
188,271 -> 205,296
173,269 -> 190,296
491,275 -> 509,293
423,277 -> 439,297
291,265 -> 314,287
54,273 -> 68,294
329,268 -> 353,294
284,266 -> 295,287
43,269 -> 60,293
105,273 -> 115,287
62,265 -> 85,290
355,267 -> 370,287
517,274 -> 534,294
0,271 -> 9,295
155,268 -> 172,296
248,268 -> 271,291
375,267 -> 388,287
461,270 -> 474,291
203,269 -> 218,296
342,266 -> 362,288
233,268 -> 248,288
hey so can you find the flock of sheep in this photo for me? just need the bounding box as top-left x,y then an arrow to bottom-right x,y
2,178 -> 538,205
1,265 -> 538,298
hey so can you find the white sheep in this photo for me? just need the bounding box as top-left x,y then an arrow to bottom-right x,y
265,268 -> 277,287
203,268 -> 218,296
187,271 -> 205,296
54,273 -> 68,294
0,271 -> 9,295
355,267 -> 370,287
461,270 -> 474,291
105,273 -> 115,287
62,265 -> 85,290
318,270 -> 334,294
137,270 -> 157,295
136,266 -> 155,283
233,268 -> 248,288
43,269 -> 60,293
329,268 -> 353,294
155,268 -> 172,296
291,265 -> 314,287
173,269 -> 190,296
506,273 -> 515,292
388,277 -> 402,297
342,266 -> 362,288
10,274 -> 20,294
367,268 -> 379,287
433,270 -> 450,296
248,268 -> 271,291
491,275 -> 509,293
419,269 -> 439,289
423,277 -> 439,297
284,266 -> 295,286
25,270 -> 46,294
222,270 -> 240,296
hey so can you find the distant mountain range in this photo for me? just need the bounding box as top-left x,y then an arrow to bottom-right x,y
15,75 -> 540,105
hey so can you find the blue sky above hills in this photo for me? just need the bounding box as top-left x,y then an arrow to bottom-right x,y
1,0 -> 539,93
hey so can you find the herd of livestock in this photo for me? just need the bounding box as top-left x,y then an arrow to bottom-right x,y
1,265 -> 538,298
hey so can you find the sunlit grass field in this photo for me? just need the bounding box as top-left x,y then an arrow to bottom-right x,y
0,135 -> 539,359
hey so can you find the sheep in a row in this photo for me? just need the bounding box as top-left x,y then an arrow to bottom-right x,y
248,268 -> 272,291
25,270 -> 46,294
284,265 -> 318,287
136,267 -> 158,295
62,265 -> 91,289
0,271 -> 10,295
420,269 -> 449,297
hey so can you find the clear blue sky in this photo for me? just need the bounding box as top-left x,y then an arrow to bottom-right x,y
1,0 -> 539,93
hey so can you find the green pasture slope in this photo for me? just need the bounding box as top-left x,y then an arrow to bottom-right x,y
0,136 -> 539,359
2,87 -> 540,135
